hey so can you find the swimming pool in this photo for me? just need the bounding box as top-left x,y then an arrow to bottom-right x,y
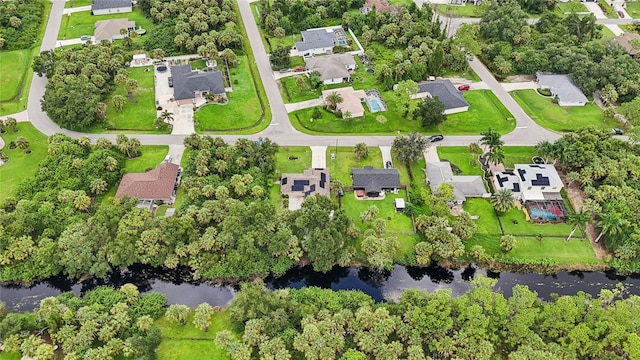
369,98 -> 382,111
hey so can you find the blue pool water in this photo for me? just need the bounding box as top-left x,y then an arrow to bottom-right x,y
369,98 -> 382,111
530,208 -> 558,220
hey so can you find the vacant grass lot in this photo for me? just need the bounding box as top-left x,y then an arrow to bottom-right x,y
58,9 -> 154,40
0,123 -> 48,203
326,146 -> 382,184
0,50 -> 29,102
512,90 -> 618,132
433,4 -> 488,17
156,311 -> 233,360
279,75 -> 322,103
503,237 -> 600,264
276,146 -> 312,175
195,56 -> 263,131
291,90 -> 514,135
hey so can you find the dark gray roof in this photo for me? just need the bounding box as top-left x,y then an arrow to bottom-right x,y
352,167 -> 400,193
92,0 -> 132,11
417,80 -> 469,110
172,65 -> 225,101
295,29 -> 336,52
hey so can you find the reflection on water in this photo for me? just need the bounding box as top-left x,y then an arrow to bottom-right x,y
3,264 -> 640,312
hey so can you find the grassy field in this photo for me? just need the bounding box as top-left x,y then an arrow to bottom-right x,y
279,75 -> 322,103
58,9 -> 154,40
626,1 -> 640,17
155,310 -> 234,360
342,189 -> 414,231
195,56 -> 263,131
326,146 -> 382,184
0,123 -> 48,203
463,198 -> 502,235
0,50 -> 30,102
65,0 -> 92,8
433,4 -> 488,17
512,90 -> 618,132
556,1 -> 588,13
124,146 -> 169,173
291,90 -> 514,135
598,0 -> 618,18
275,146 -> 312,175
88,66 -> 162,133
436,146 -> 483,176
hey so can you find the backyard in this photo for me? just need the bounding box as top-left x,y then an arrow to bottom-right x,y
275,146 -> 312,175
195,56 -> 264,132
58,9 -> 154,40
291,90 -> 514,135
88,66 -> 162,133
342,189 -> 414,232
325,146 -> 383,184
511,90 -> 618,132
0,123 -> 48,203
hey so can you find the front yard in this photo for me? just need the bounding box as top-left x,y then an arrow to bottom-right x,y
325,146 -> 383,184
58,9 -> 154,40
195,56 -> 264,132
279,75 -> 322,103
275,146 -> 312,175
124,145 -> 169,173
512,90 -> 618,132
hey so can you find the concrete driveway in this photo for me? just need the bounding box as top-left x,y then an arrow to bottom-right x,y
380,146 -> 392,167
310,146 -> 327,168
424,146 -> 440,163
285,98 -> 324,113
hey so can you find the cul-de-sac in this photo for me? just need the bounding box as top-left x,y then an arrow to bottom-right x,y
2,0 -> 640,358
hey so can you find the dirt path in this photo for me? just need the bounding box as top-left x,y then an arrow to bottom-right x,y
558,169 -> 608,259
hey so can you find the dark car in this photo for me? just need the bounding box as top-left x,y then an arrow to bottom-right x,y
612,128 -> 624,135
168,77 -> 173,87
458,84 -> 470,91
386,161 -> 393,169
429,134 -> 444,142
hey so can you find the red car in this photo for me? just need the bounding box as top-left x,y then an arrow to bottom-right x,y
293,66 -> 306,72
458,84 -> 470,91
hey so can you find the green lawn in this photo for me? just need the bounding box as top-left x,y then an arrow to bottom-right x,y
195,56 -> 263,131
275,146 -> 312,175
499,207 -> 578,237
505,237 -> 600,264
191,59 -> 208,70
502,146 -> 537,168
342,189 -> 414,232
436,146 -> 483,176
512,90 -> 618,132
65,0 -> 92,8
433,4 -> 488,17
291,90 -> 514,135
463,198 -> 502,235
155,310 -> 234,360
58,9 -> 154,40
0,123 -> 49,203
598,0 -> 618,18
600,25 -> 616,40
124,146 -> 169,173
626,1 -> 640,17
279,76 -> 322,103
0,352 -> 21,360
556,1 -> 588,13
86,66 -> 163,133
326,146 -> 382,184
0,50 -> 30,102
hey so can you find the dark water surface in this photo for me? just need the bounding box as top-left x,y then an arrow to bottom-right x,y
2,264 -> 640,312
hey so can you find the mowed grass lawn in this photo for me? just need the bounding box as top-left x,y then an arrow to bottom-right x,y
556,1 -> 588,13
627,1 -> 640,17
436,146 -> 536,175
155,310 -> 234,360
88,66 -> 162,133
0,49 -> 30,102
434,4 -> 488,17
326,146 -> 382,184
124,145 -> 169,173
291,90 -> 514,135
279,75 -> 322,103
195,56 -> 263,131
65,0 -> 92,8
0,124 -> 48,203
275,146 -> 312,175
58,9 -> 154,40
342,189 -> 414,232
512,90 -> 618,132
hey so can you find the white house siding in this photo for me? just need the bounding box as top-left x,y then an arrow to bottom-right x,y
300,47 -> 333,57
444,106 -> 469,114
92,6 -> 132,15
323,78 -> 344,85
557,100 -> 586,107
348,110 -> 365,118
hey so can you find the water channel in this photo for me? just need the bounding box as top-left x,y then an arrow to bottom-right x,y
2,264 -> 640,312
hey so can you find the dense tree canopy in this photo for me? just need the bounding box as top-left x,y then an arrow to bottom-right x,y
0,0 -> 44,50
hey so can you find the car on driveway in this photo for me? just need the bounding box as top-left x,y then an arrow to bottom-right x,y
458,84 -> 470,91
428,134 -> 444,142
386,161 -> 393,169
168,77 -> 173,87
80,35 -> 91,41
612,128 -> 624,135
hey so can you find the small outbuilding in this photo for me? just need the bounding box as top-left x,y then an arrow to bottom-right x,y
394,198 -> 405,212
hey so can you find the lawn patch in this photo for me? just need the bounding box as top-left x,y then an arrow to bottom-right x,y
279,76 -> 322,103
499,207 -> 577,237
124,146 -> 169,173
463,198 -> 502,235
326,146 -> 382,184
436,146 -> 483,176
342,189 -> 413,232
58,9 -> 154,40
0,49 -> 29,102
195,56 -> 263,131
626,1 -> 640,17
433,4 -> 488,17
556,1 -> 588,13
511,90 -> 618,132
0,123 -> 48,203
65,0 -> 92,8
503,237 -> 601,264
276,146 -> 312,175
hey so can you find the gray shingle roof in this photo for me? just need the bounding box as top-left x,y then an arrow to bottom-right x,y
416,80 -> 469,110
172,65 -> 225,101
305,54 -> 355,81
92,0 -> 132,11
296,29 -> 336,52
536,73 -> 588,105
426,162 -> 486,202
352,167 -> 400,193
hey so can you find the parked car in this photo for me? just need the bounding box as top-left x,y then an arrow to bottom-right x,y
279,68 -> 292,73
386,161 -> 393,169
168,77 -> 173,87
458,84 -> 470,91
80,35 -> 91,41
428,134 -> 444,142
293,66 -> 306,72
612,128 -> 624,135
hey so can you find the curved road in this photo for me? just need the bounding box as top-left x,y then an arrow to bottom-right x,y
27,1 -> 571,147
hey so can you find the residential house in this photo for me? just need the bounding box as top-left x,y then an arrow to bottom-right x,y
91,0 -> 132,15
94,18 -> 135,42
171,64 -> 225,106
305,54 -> 356,85
614,33 -> 640,56
115,162 -> 180,209
426,162 -> 488,205
492,164 -> 564,202
280,168 -> 330,210
360,0 -> 399,13
536,73 -> 588,106
352,167 -> 401,197
295,27 -> 348,57
322,87 -> 367,118
412,79 -> 470,114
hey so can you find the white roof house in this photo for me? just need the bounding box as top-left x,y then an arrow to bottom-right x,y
305,54 -> 356,85
493,164 -> 564,202
536,73 -> 588,107
426,162 -> 488,204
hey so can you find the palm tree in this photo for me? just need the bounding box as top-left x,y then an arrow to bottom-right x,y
480,128 -> 504,153
353,143 -> 368,161
160,110 -> 174,123
595,211 -> 627,243
5,117 -> 17,133
330,179 -> 344,208
325,91 -> 343,111
15,137 -> 29,150
486,147 -> 505,166
491,188 -> 514,214
566,210 -> 590,241
535,140 -> 557,163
